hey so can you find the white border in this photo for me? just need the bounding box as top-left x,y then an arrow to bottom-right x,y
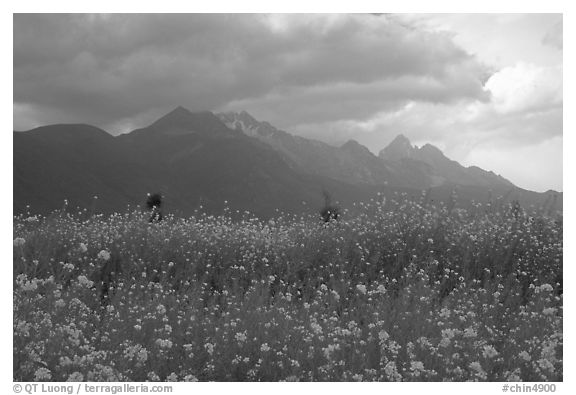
4,2 -> 573,394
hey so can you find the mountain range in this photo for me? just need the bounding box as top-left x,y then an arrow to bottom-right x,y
14,106 -> 562,218
219,111 -> 516,190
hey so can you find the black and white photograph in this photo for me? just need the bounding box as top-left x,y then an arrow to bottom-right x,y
10,8 -> 566,387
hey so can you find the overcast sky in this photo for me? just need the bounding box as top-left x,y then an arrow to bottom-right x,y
13,13 -> 562,191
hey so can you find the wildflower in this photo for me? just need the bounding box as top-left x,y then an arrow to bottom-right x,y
540,340 -> 557,361
378,330 -> 389,342
67,372 -> 84,382
13,237 -> 26,247
504,369 -> 522,382
79,242 -> 88,253
147,372 -> 160,381
166,373 -> 178,382
311,321 -> 323,335
77,275 -> 93,288
483,345 -> 499,359
97,250 -> 111,261
410,361 -> 425,377
439,308 -> 451,318
469,361 -> 487,380
323,344 -> 340,360
156,304 -> 166,315
441,328 -> 457,339
21,279 -> 38,292
34,367 -> 52,381
205,343 -> 215,355
543,307 -> 557,316
260,343 -> 271,352
518,351 -> 531,361
356,284 -> 367,294
183,375 -> 198,382
134,324 -> 142,331
383,361 -> 402,381
235,331 -> 247,343
15,320 -> 31,337
155,338 -> 173,349
536,284 -> 554,293
463,327 -> 477,338
376,284 -> 386,294
439,337 -> 450,348
538,358 -> 555,373
331,290 -> 340,300
136,348 -> 148,363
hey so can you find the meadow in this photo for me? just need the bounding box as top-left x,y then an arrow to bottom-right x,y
13,194 -> 563,382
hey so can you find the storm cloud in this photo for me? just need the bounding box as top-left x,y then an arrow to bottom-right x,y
14,13 -> 488,131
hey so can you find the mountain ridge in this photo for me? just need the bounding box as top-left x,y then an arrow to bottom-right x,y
218,110 -> 516,191
13,107 -> 562,218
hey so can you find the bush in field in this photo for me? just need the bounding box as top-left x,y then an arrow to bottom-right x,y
319,190 -> 340,223
146,193 -> 163,223
13,195 -> 562,382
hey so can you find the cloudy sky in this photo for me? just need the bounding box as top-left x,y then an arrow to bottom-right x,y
13,13 -> 562,191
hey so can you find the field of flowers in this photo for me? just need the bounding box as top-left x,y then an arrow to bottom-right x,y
13,194 -> 563,382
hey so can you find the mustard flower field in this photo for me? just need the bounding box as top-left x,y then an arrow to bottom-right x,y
13,196 -> 563,382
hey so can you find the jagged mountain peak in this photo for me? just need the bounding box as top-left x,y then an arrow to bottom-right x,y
173,105 -> 192,113
217,111 -> 277,138
420,143 -> 442,152
238,109 -> 254,118
379,134 -> 417,161
418,143 -> 446,160
152,106 -> 214,126
388,134 -> 414,150
340,139 -> 373,156
391,133 -> 411,144
123,107 -> 234,138
341,139 -> 362,147
220,109 -> 256,120
227,110 -> 258,123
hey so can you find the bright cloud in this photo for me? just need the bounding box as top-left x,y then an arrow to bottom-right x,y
485,63 -> 562,114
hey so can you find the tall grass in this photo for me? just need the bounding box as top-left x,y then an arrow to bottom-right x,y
13,194 -> 562,381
